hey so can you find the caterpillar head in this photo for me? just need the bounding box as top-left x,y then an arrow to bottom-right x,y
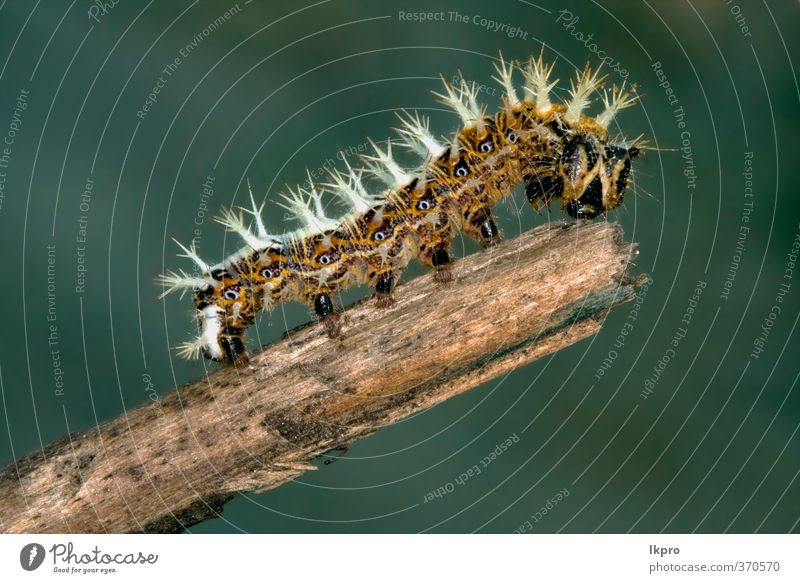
514,56 -> 641,219
557,133 -> 640,219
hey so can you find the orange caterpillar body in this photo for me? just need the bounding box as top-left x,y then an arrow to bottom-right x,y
158,54 -> 641,363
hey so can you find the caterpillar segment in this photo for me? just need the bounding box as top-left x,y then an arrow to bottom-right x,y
159,53 -> 641,363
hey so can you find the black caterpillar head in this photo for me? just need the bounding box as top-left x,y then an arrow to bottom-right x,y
558,134 -> 639,219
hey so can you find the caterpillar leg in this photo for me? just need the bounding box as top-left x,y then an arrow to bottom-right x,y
432,250 -> 453,283
463,206 -> 501,248
418,243 -> 453,283
374,271 -> 397,309
525,174 -> 563,212
314,292 -> 342,338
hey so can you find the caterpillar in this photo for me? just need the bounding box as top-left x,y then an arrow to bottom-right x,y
158,53 -> 642,363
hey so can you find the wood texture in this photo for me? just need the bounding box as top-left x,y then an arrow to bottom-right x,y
0,220 -> 644,533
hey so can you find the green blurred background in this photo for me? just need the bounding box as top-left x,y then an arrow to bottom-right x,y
0,0 -> 797,533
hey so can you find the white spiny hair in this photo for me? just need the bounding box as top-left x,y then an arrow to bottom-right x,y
214,207 -> 274,250
564,64 -> 606,124
596,84 -> 638,128
433,74 -> 483,126
324,157 -> 382,212
277,179 -> 339,233
394,110 -> 446,158
244,179 -> 269,239
176,337 -> 206,360
361,138 -> 411,186
492,52 -> 519,106
155,269 -> 212,300
521,52 -> 559,115
173,238 -> 210,273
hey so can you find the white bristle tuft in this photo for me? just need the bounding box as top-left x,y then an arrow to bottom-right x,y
434,75 -> 482,125
492,53 -> 519,106
277,179 -> 339,232
176,337 -> 206,360
244,179 -> 268,239
461,77 -> 482,121
156,269 -> 212,300
324,158 -> 381,213
596,84 -> 638,128
214,207 -> 271,249
564,64 -> 606,124
173,238 -> 210,273
361,138 -> 411,186
522,52 -> 558,115
306,170 -> 330,219
394,110 -> 446,158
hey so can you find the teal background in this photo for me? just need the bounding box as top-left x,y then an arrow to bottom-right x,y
0,0 -> 797,533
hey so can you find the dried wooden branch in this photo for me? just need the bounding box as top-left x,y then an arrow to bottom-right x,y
0,221 -> 644,533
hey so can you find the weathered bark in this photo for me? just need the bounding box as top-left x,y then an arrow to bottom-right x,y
0,220 -> 644,533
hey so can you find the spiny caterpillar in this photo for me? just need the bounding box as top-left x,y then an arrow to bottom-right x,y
158,53 -> 642,363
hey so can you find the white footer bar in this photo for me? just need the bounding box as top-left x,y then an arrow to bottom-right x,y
1,534 -> 797,581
